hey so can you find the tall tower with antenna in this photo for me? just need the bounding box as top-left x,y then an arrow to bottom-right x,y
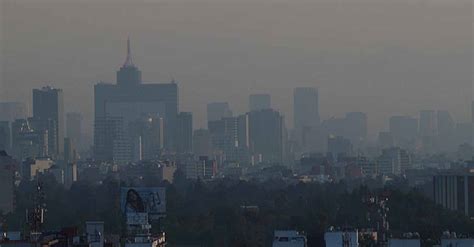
117,37 -> 142,86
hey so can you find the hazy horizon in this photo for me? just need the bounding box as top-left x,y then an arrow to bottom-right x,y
1,0 -> 473,140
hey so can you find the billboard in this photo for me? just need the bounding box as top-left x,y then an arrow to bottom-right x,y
120,187 -> 166,219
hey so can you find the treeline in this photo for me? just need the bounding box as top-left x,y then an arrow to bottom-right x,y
3,171 -> 473,246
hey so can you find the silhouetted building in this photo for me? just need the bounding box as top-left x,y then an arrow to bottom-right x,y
66,112 -> 83,150
11,118 -> 48,160
327,136 -> 352,161
437,110 -> 455,152
0,151 -> 16,214
208,115 -> 249,163
207,102 -> 232,123
249,94 -> 271,112
94,39 -> 178,161
193,129 -> 212,158
0,121 -> 11,152
293,87 -> 320,152
249,109 -> 285,164
177,112 -> 193,154
128,115 -> 164,161
33,86 -> 64,157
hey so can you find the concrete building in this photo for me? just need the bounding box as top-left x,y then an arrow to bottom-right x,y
207,102 -> 232,123
433,172 -> 474,217
0,151 -> 17,214
272,230 -> 307,247
33,86 -> 64,157
94,39 -> 178,161
249,94 -> 271,112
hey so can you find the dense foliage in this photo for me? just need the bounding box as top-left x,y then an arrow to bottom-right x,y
3,172 -> 473,246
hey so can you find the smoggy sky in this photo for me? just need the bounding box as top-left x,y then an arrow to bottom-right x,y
1,0 -> 472,140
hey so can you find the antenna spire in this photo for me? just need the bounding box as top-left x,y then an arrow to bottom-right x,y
123,36 -> 134,67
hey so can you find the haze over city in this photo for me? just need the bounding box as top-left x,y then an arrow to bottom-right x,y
1,0 -> 474,246
1,0 -> 472,139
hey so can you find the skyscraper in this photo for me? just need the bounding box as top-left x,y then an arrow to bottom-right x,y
293,87 -> 320,130
177,112 -> 193,154
32,86 -> 64,157
249,94 -> 271,112
248,109 -> 285,164
66,112 -> 82,150
94,38 -> 178,162
436,110 -> 455,151
207,102 -> 232,123
0,121 -> 11,152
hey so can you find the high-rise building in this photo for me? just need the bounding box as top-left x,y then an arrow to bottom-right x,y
376,147 -> 411,175
389,116 -> 418,150
208,115 -> 249,163
66,112 -> 83,150
193,129 -> 212,158
0,121 -> 11,152
433,172 -> 474,217
177,112 -> 193,154
0,151 -> 17,214
327,136 -> 352,161
128,115 -> 164,161
437,110 -> 455,151
33,86 -> 64,157
293,87 -> 319,130
94,38 -> 178,161
11,118 -> 48,160
293,87 -> 320,152
249,94 -> 271,112
207,102 -> 232,123
0,102 -> 27,123
248,109 -> 284,164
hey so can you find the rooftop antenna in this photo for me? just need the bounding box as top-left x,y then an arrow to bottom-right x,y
123,36 -> 134,67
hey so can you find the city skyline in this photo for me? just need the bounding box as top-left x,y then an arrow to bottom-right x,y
1,0 -> 472,139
